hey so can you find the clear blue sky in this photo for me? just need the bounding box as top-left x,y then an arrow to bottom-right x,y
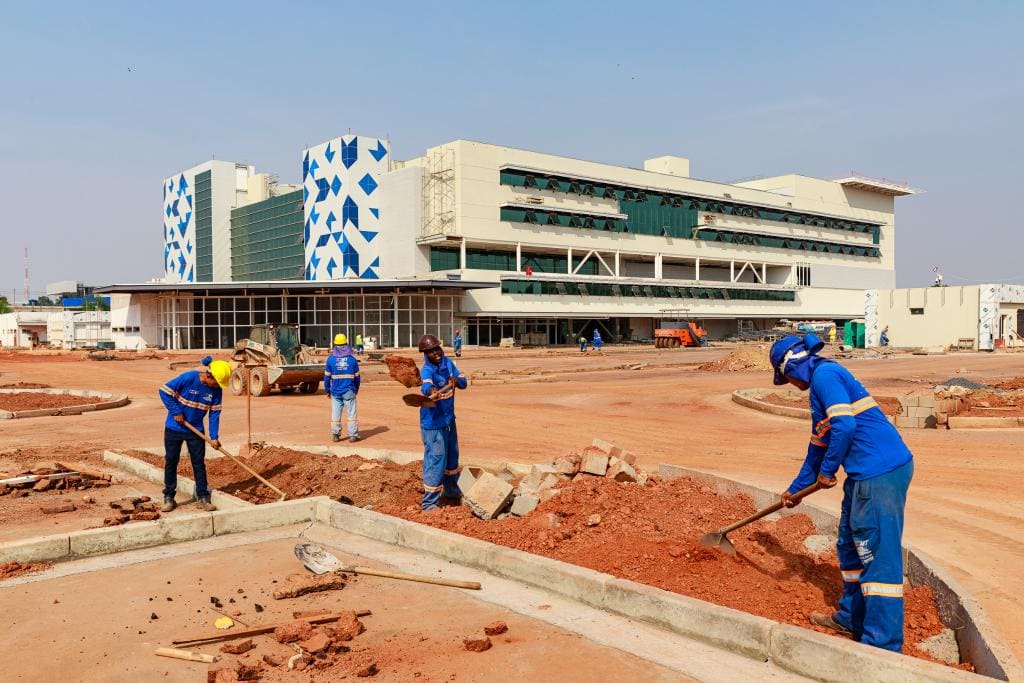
2,1 -> 1021,297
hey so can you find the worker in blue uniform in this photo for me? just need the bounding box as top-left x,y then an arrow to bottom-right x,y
158,356 -> 232,512
324,333 -> 360,443
770,333 -> 914,652
417,334 -> 469,510
592,329 -> 603,353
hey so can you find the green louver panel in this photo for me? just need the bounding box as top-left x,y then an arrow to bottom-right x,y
430,248 -> 599,275
501,279 -> 796,301
693,228 -> 880,258
230,190 -> 304,281
194,171 -> 213,282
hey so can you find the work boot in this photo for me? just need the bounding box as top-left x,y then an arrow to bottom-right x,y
809,612 -> 852,638
349,434 -> 360,443
161,497 -> 177,513
196,497 -> 217,512
332,433 -> 341,443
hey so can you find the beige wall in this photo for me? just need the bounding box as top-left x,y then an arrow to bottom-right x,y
873,286 -> 980,349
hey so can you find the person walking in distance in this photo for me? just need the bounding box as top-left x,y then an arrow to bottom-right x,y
592,328 -> 604,354
324,333 -> 360,442
770,333 -> 913,652
354,333 -> 364,357
579,334 -> 588,353
158,356 -> 231,512
453,329 -> 463,358
417,334 -> 469,510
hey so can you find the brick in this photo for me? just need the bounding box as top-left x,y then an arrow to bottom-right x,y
894,416 -> 923,429
484,621 -> 508,636
918,395 -> 936,408
465,472 -> 514,520
131,511 -> 161,521
591,438 -> 623,458
580,451 -> 609,476
220,639 -> 255,654
457,466 -> 484,494
552,456 -> 579,476
463,637 -> 492,652
275,619 -> 314,643
606,460 -> 638,483
33,478 -> 55,492
537,473 -> 561,491
272,572 -> 345,599
298,630 -> 332,654
510,494 -> 539,516
41,503 -> 76,514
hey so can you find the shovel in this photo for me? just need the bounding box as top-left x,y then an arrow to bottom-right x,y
699,481 -> 823,556
181,422 -> 287,501
294,543 -> 481,590
402,394 -> 436,408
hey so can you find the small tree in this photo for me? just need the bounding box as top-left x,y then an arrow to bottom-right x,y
0,296 -> 10,314
36,295 -> 54,306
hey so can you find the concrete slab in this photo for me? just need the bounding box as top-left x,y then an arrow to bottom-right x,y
209,498 -> 317,535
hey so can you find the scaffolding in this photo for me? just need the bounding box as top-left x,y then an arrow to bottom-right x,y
422,147 -> 455,238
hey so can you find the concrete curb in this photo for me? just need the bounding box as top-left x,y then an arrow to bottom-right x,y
658,463 -> 1022,682
314,499 -> 1001,682
732,388 -> 810,419
102,450 -> 253,510
947,416 -> 1024,429
0,388 -> 130,419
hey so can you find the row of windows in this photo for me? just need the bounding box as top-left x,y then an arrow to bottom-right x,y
230,191 -> 304,281
694,229 -> 881,257
430,248 -> 598,275
499,169 -> 880,234
500,279 -> 796,301
194,171 -> 213,282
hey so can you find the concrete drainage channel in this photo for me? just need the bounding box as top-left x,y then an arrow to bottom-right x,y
0,450 -> 1018,682
0,388 -> 130,419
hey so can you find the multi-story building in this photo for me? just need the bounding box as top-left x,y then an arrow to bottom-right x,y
101,134 -> 917,350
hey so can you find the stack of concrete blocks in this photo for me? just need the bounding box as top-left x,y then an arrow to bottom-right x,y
510,464 -> 568,516
590,438 -> 640,483
895,394 -> 962,429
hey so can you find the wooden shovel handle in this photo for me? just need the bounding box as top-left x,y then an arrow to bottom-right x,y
718,481 -> 823,535
181,422 -> 287,500
341,565 -> 481,590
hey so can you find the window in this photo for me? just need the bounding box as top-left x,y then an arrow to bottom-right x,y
796,265 -> 812,287
910,308 -> 925,315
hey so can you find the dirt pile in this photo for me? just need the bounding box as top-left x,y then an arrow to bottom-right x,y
993,376 -> 1024,390
698,346 -> 773,372
384,355 -> 421,388
0,382 -> 52,389
131,447 -> 423,507
0,392 -> 108,412
0,463 -> 111,498
380,473 -> 956,665
0,561 -> 51,579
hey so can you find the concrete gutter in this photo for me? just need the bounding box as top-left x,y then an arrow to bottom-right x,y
0,388 -> 129,419
732,388 -> 810,419
947,416 -> 1024,429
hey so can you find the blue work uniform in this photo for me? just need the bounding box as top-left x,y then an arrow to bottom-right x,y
453,333 -> 463,358
592,330 -> 603,349
324,346 -> 360,438
419,353 -> 468,509
158,371 -> 222,499
788,361 -> 914,652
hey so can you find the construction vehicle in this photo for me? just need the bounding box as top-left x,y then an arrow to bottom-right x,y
229,324 -> 322,396
653,321 -> 708,348
773,319 -> 836,337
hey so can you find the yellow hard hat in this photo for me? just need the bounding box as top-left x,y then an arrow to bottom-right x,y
208,360 -> 232,389
334,333 -> 348,345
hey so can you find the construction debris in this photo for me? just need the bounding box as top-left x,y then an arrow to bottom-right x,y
465,472 -> 514,520
579,449 -> 609,476
484,621 -> 508,636
0,561 -> 51,579
384,356 -> 422,388
219,639 -> 255,655
274,619 -> 314,643
697,345 -> 772,372
40,503 -> 76,515
272,572 -> 346,600
463,636 -> 493,652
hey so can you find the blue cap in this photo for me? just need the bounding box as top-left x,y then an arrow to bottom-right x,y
769,334 -> 824,385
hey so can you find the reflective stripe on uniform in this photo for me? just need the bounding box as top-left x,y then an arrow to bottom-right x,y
810,434 -> 827,447
852,397 -> 878,414
162,386 -> 211,411
210,404 -> 222,412
422,483 -> 443,493
333,374 -> 355,379
841,569 -> 862,582
826,403 -> 854,418
861,582 -> 903,597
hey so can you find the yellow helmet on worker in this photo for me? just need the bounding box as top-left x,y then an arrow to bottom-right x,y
207,360 -> 232,389
334,333 -> 348,346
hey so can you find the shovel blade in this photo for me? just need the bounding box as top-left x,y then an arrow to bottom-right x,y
294,542 -> 343,575
698,532 -> 737,556
402,393 -> 436,408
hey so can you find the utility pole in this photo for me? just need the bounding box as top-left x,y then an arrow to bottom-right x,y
23,248 -> 30,303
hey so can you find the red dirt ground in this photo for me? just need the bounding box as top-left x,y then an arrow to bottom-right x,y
129,446 -> 424,507
380,474 -> 960,667
0,382 -> 52,389
957,390 -> 1024,416
698,346 -> 773,372
0,561 -> 51,579
0,392 -> 108,411
993,376 -> 1024,390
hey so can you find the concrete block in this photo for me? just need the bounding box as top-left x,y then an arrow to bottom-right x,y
769,623 -> 977,682
907,406 -> 933,418
899,396 -> 919,408
70,513 -> 214,557
552,456 -> 579,476
603,578 -> 771,661
518,465 -> 556,494
580,451 -> 609,476
465,473 -> 514,520
894,416 -> 924,429
502,462 -> 531,478
320,501 -> 404,545
606,460 -> 637,483
619,450 -> 637,466
510,494 -> 539,516
457,466 -> 484,495
538,488 -> 561,503
591,438 -> 623,458
397,519 -> 500,570
490,547 -> 611,610
211,499 -> 316,536
0,534 -> 70,565
948,416 -> 1024,429
918,395 -> 937,409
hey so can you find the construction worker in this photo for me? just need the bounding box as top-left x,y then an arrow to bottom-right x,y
158,356 -> 231,512
579,334 -> 587,353
828,324 -> 837,346
770,333 -> 914,653
453,329 -> 463,358
417,334 -> 468,510
592,329 -> 604,353
354,333 -> 364,356
324,334 -> 360,443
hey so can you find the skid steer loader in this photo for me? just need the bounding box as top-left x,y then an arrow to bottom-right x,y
229,324 -> 322,396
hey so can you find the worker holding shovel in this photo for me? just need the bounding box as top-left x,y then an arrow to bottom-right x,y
417,334 -> 469,510
158,356 -> 232,512
769,333 -> 914,653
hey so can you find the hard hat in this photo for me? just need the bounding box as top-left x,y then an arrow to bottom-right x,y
769,334 -> 824,386
417,334 -> 442,352
207,360 -> 232,389
334,333 -> 348,346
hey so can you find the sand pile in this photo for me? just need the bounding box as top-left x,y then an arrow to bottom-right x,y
698,346 -> 773,372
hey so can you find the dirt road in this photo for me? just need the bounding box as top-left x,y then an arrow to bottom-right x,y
2,346 -> 1023,659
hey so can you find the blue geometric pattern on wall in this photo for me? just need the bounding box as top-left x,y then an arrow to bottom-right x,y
163,171 -> 195,282
303,135 -> 389,280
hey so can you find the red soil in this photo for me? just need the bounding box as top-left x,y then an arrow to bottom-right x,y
0,382 -> 52,389
0,392 -> 107,412
0,561 -> 51,579
993,377 -> 1024,390
960,390 -> 1024,417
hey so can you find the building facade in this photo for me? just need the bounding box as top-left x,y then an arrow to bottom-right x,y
104,134 -> 917,350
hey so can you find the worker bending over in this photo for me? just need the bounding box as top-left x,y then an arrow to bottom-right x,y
158,356 -> 231,512
417,334 -> 469,510
770,334 -> 913,652
324,333 -> 360,443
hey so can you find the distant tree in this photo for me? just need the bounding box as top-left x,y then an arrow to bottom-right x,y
35,295 -> 55,306
0,296 -> 10,314
82,297 -> 110,312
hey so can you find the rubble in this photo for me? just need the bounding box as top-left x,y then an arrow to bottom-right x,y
40,503 -> 76,515
591,437 -> 623,459
606,460 -> 637,483
516,465 -> 556,495
355,662 -> 379,677
328,611 -> 366,641
298,630 -> 332,654
483,621 -> 508,636
272,572 -> 345,600
465,472 -> 514,520
552,455 -> 580,476
579,450 -> 609,476
274,619 -> 314,643
457,466 -> 484,493
463,636 -> 492,652
220,639 -> 255,655
509,494 -> 539,516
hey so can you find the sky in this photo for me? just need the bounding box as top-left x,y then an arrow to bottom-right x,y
1,1 -> 1022,299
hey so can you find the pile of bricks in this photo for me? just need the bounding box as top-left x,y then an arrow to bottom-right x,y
104,496 -> 161,525
462,438 -> 648,520
895,394 -> 963,429
0,464 -> 111,499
